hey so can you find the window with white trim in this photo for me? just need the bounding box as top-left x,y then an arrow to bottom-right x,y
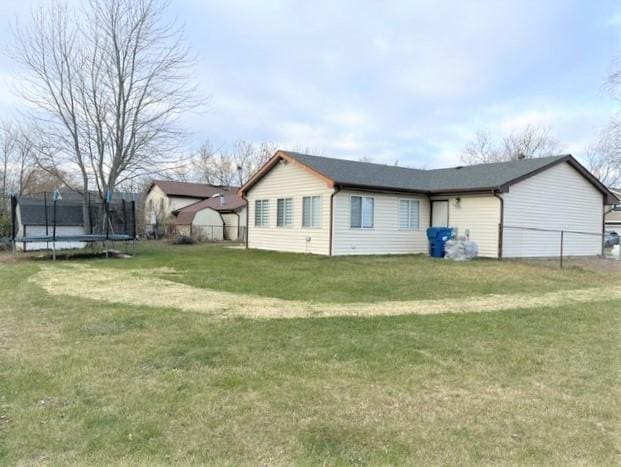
277,198 -> 293,227
351,196 -> 374,228
254,199 -> 269,226
302,196 -> 321,228
399,199 -> 420,229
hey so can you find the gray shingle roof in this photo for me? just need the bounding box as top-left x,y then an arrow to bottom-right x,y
281,151 -> 571,193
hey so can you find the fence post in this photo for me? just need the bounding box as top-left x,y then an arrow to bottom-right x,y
52,196 -> 57,261
44,192 -> 49,236
131,200 -> 136,240
560,230 -> 564,269
122,199 -> 128,237
10,195 -> 17,255
498,222 -> 503,259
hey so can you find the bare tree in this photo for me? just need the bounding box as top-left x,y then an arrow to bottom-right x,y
0,123 -> 18,209
232,140 -> 275,186
461,129 -> 501,165
586,132 -> 621,189
461,125 -> 562,165
191,140 -> 274,188
11,0 -> 199,229
589,60 -> 621,189
0,122 -> 56,198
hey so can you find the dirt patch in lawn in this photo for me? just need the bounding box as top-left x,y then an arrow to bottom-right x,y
30,264 -> 621,319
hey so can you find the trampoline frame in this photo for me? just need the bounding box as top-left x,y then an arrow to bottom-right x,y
10,192 -> 137,260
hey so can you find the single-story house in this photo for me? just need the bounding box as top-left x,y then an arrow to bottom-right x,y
14,196 -> 86,251
605,188 -> 621,230
239,151 -> 619,257
145,180 -> 232,234
172,192 -> 247,241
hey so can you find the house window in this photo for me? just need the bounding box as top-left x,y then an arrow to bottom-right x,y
255,199 -> 269,226
277,198 -> 293,227
400,199 -> 420,229
302,196 -> 321,228
351,196 -> 374,228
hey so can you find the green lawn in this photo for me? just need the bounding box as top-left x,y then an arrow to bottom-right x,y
0,242 -> 620,465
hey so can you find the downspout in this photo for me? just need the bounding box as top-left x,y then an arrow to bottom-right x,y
329,185 -> 341,256
241,193 -> 249,249
602,194 -> 608,256
493,190 -> 504,259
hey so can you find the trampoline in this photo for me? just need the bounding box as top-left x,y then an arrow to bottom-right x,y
10,190 -> 137,259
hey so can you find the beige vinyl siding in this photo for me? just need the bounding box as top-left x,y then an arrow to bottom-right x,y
332,190 -> 430,255
431,195 -> 501,258
246,160 -> 332,254
502,162 -> 603,257
606,190 -> 621,228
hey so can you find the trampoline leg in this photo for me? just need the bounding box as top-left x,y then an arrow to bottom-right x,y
52,242 -> 56,262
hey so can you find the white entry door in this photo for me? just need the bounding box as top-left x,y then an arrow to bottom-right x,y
431,201 -> 449,227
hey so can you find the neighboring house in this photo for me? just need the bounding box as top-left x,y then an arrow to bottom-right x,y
605,188 -> 621,230
239,151 -> 618,258
144,180 -> 247,239
15,196 -> 86,251
144,180 -> 229,234
173,193 -> 247,241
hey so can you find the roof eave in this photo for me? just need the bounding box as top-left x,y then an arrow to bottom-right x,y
429,186 -> 509,196
335,182 -> 429,195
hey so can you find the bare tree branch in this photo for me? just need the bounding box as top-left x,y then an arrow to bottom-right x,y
461,125 -> 562,165
9,0 -> 202,229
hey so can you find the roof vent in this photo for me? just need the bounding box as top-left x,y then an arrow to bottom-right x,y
455,166 -> 463,170
517,153 -> 526,160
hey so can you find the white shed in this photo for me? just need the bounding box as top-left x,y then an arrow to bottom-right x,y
173,193 -> 247,241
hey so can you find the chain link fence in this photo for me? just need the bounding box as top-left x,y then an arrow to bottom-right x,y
145,223 -> 246,242
502,225 -> 619,268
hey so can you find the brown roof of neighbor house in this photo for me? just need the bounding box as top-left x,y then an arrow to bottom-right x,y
150,180 -> 231,198
174,193 -> 246,225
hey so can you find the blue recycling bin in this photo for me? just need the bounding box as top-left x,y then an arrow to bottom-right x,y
426,227 -> 454,258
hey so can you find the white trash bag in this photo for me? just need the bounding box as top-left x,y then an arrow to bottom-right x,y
444,235 -> 479,261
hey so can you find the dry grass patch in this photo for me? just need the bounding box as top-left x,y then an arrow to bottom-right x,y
31,263 -> 621,319
1,245 -> 620,465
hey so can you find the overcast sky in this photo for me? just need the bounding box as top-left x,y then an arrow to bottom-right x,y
0,0 -> 620,167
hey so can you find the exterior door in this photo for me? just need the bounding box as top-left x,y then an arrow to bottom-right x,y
432,201 -> 449,227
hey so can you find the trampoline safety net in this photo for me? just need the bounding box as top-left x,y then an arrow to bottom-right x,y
11,191 -> 137,244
